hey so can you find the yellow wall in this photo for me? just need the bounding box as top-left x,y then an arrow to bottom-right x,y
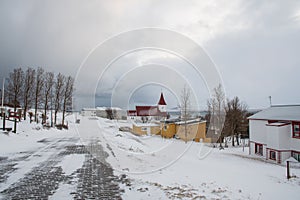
151,126 -> 161,135
132,121 -> 210,143
132,124 -> 161,136
195,122 -> 206,142
132,124 -> 147,135
161,123 -> 176,138
176,122 -> 206,142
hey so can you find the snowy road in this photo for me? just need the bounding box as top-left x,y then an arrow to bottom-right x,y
0,136 -> 123,200
1,117 -> 300,199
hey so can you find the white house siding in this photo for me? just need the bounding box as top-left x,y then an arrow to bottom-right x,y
278,125 -> 294,163
250,121 -> 300,163
249,120 -> 267,144
291,137 -> 300,152
277,125 -> 291,150
281,151 -> 292,164
265,125 -> 300,163
265,125 -> 291,150
249,120 -> 267,156
266,125 -> 280,150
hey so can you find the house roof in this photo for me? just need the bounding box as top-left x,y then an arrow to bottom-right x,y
127,110 -> 137,116
158,93 -> 167,105
96,107 -> 122,111
175,119 -> 206,125
248,105 -> 300,121
133,122 -> 160,127
136,106 -> 167,117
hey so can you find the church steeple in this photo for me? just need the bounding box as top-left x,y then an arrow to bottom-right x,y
158,92 -> 167,105
158,92 -> 167,113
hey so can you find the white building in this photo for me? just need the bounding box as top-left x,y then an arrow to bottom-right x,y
248,105 -> 300,164
80,108 -> 97,117
81,107 -> 126,119
95,107 -> 108,118
96,107 -> 126,119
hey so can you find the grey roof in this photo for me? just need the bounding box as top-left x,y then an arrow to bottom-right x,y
248,105 -> 300,121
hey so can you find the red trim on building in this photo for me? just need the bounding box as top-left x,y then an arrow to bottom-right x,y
127,93 -> 167,117
266,122 -> 291,127
292,150 -> 300,154
292,121 -> 300,139
269,150 -> 276,161
136,106 -> 167,117
268,120 -> 278,124
266,148 -> 292,163
278,151 -> 281,164
249,141 -> 267,146
136,106 -> 157,116
254,142 -> 263,156
266,148 -> 291,152
127,110 -> 137,116
250,118 -> 300,122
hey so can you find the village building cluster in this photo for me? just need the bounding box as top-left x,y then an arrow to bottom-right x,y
81,92 -> 211,143
80,93 -> 300,164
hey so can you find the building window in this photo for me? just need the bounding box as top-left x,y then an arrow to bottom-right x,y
164,125 -> 167,130
255,143 -> 263,156
269,150 -> 276,160
141,127 -> 147,131
292,151 -> 300,162
293,122 -> 300,138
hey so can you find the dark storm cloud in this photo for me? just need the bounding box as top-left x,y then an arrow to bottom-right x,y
0,0 -> 299,109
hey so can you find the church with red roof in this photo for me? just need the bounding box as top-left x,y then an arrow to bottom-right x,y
127,92 -> 168,121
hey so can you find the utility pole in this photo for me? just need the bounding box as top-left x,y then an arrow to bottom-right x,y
2,78 -> 6,131
1,78 -> 4,108
269,96 -> 272,107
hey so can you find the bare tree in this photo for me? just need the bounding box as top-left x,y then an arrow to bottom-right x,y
105,108 -> 114,120
54,73 -> 65,125
224,96 -> 248,146
61,76 -> 74,126
7,68 -> 24,133
206,98 -> 216,127
181,85 -> 191,143
207,84 -> 226,148
23,67 -> 35,120
34,67 -> 44,123
43,71 -> 54,124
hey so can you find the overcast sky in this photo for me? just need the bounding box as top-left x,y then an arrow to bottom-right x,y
0,0 -> 300,110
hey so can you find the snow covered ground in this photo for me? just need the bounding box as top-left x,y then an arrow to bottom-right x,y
1,115 -> 300,199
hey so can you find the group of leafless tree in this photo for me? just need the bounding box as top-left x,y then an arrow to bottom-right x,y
206,84 -> 248,148
206,84 -> 226,147
105,108 -> 117,120
3,67 -> 74,128
180,85 -> 191,143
